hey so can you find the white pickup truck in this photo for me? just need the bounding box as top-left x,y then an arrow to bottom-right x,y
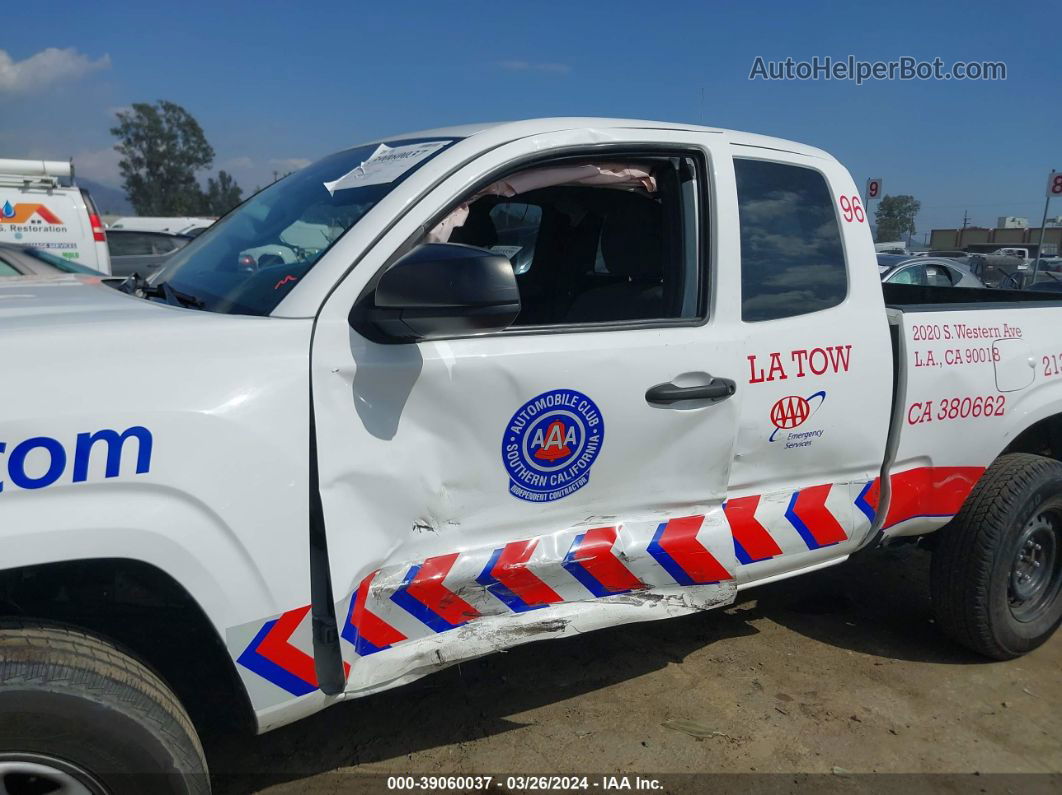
1,118 -> 1060,793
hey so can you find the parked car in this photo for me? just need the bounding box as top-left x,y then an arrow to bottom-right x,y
107,229 -> 192,277
0,241 -> 106,277
925,249 -> 973,266
1033,256 -> 1062,273
1025,265 -> 1062,292
108,216 -> 214,236
927,249 -> 968,259
1027,280 -> 1062,292
878,254 -> 984,287
0,159 -> 111,274
1,119 -> 1061,791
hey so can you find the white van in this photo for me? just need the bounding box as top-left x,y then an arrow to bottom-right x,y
109,216 -> 214,236
874,240 -> 909,254
0,159 -> 112,274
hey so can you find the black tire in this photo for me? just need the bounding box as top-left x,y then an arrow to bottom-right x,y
0,622 -> 209,795
931,453 -> 1062,659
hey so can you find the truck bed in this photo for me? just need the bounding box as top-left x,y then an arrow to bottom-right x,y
878,285 -> 1062,538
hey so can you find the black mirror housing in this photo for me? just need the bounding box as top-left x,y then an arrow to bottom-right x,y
354,243 -> 521,342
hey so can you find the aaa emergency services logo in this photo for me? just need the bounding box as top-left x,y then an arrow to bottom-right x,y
769,390 -> 827,443
502,388 -> 604,503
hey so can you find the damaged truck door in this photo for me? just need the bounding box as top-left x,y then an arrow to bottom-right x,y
310,129 -> 747,696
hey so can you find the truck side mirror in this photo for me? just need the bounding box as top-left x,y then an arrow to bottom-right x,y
353,243 -> 521,342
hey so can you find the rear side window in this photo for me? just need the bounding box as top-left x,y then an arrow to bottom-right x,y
151,235 -> 182,254
925,264 -> 954,287
735,159 -> 847,322
109,232 -> 155,256
889,265 -> 925,285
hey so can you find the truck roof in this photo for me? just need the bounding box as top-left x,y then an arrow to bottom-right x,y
368,117 -> 836,161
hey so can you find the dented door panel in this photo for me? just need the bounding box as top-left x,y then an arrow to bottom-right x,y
336,510 -> 738,695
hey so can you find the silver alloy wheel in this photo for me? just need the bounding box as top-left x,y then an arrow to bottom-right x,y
0,755 -> 105,795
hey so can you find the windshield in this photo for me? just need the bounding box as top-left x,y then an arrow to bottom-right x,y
151,138 -> 457,315
26,248 -> 102,275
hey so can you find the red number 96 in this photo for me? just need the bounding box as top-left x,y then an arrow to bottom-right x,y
840,195 -> 865,223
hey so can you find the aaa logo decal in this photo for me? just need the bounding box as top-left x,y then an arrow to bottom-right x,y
769,390 -> 826,442
1,202 -> 63,225
502,389 -> 604,502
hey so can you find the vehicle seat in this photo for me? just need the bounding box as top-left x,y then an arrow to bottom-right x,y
564,198 -> 664,323
449,202 -> 498,249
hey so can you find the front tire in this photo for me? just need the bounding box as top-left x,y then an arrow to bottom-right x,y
0,622 -> 209,794
931,453 -> 1062,659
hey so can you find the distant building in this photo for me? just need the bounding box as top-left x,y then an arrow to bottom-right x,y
997,216 -> 1028,228
1046,216 -> 1062,228
931,223 -> 1062,256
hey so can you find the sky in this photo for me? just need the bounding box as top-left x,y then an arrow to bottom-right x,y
1,0 -> 1058,234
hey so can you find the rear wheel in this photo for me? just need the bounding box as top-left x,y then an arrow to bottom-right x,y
0,754 -> 107,795
931,453 -> 1062,659
0,622 -> 209,795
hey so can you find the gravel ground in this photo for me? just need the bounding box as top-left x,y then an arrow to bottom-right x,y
206,544 -> 1061,793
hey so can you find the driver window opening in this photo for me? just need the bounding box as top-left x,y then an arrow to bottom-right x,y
422,155 -> 704,328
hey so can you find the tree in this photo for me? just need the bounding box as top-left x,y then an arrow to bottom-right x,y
202,170 -> 243,216
874,194 -> 921,243
111,100 -> 215,215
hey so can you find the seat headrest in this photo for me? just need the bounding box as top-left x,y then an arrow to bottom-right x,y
600,197 -> 663,281
450,203 -> 498,248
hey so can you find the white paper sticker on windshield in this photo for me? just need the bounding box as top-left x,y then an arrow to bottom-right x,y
323,140 -> 450,194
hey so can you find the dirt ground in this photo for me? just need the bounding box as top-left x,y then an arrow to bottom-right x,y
206,544 -> 1061,793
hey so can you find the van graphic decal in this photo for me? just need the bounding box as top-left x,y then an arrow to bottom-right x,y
1,202 -> 64,225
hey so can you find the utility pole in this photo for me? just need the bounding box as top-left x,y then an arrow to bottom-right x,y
961,210 -> 969,229
1032,170 -> 1060,282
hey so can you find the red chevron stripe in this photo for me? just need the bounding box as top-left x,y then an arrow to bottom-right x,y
256,605 -> 350,685
571,527 -> 644,592
723,496 -> 783,560
492,539 -> 563,607
351,571 -> 407,648
657,515 -> 732,583
865,466 -> 985,529
792,484 -> 848,545
406,553 -> 480,625
256,605 -> 317,685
